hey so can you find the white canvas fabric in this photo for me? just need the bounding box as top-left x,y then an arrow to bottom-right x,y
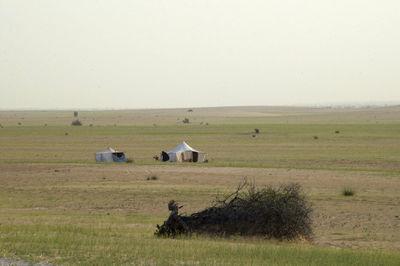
166,141 -> 206,163
169,141 -> 199,153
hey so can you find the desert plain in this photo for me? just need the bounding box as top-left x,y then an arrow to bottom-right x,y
1,106 -> 400,265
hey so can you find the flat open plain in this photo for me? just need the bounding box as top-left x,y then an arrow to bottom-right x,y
1,106 -> 400,265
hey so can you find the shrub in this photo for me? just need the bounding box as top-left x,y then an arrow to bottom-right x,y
147,175 -> 158,181
335,130 -> 340,134
182,118 -> 190,124
313,136 -> 318,140
71,119 -> 82,126
254,128 -> 260,134
342,188 -> 355,196
188,109 -> 193,112
155,181 -> 313,240
74,111 -> 78,117
126,158 -> 134,163
65,132 -> 69,136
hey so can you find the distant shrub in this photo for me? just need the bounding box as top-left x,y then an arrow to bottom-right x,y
126,158 -> 134,163
65,132 -> 69,136
18,122 -> 21,125
342,188 -> 355,196
188,109 -> 193,112
74,111 -> 78,117
313,136 -> 318,140
182,118 -> 190,124
147,175 -> 158,181
204,159 -> 209,163
335,130 -> 340,134
71,119 -> 82,126
254,128 -> 260,134
252,134 -> 256,137
44,123 -> 47,127
89,124 -> 93,127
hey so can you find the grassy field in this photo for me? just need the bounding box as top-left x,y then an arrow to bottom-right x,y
1,106 -> 400,265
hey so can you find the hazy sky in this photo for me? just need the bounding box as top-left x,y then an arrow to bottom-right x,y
1,0 -> 399,109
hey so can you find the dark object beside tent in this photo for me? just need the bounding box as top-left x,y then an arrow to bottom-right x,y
161,151 -> 170,162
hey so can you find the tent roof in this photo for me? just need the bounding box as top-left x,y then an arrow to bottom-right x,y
169,141 -> 201,153
98,147 -> 120,153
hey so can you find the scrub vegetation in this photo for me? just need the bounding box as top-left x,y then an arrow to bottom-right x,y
342,188 -> 356,197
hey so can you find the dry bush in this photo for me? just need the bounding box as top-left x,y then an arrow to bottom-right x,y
147,175 -> 158,181
155,181 -> 313,240
71,119 -> 82,126
342,188 -> 355,196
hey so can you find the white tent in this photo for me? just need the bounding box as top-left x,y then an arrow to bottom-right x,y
161,141 -> 206,162
95,148 -> 126,162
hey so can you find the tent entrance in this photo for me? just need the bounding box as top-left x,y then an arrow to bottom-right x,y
192,152 -> 198,162
161,151 -> 169,162
112,152 -> 126,162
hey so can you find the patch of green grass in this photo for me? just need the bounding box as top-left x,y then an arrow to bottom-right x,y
342,188 -> 356,196
1,215 -> 400,265
1,123 -> 400,172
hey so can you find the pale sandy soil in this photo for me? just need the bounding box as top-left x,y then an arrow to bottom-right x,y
0,258 -> 51,266
1,105 -> 400,125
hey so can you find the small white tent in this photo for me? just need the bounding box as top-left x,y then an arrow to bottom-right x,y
161,141 -> 206,162
95,148 -> 126,162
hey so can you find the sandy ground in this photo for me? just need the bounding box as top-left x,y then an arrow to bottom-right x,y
1,163 -> 400,250
0,258 -> 52,266
1,105 -> 400,126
